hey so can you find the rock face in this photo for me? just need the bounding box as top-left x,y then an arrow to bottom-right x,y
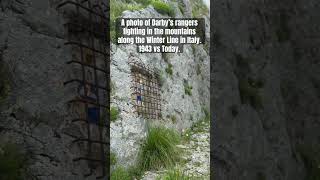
0,0 -> 107,179
110,4 -> 210,168
212,0 -> 320,180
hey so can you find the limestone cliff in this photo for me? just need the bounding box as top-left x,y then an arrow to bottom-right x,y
212,1 -> 320,180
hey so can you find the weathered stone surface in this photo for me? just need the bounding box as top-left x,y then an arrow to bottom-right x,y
110,5 -> 210,168
212,0 -> 320,180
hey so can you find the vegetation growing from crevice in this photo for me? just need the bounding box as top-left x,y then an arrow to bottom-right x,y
110,152 -> 117,166
137,126 -> 181,171
0,143 -> 27,180
183,81 -> 193,96
170,115 -> 177,123
165,63 -> 173,76
297,144 -> 320,180
190,0 -> 209,18
110,106 -> 120,122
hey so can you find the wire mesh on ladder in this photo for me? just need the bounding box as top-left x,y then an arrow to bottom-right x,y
57,0 -> 109,179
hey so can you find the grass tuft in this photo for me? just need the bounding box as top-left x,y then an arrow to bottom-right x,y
184,83 -> 193,96
111,166 -> 131,180
110,152 -> 117,166
138,126 -> 181,171
110,106 -> 120,122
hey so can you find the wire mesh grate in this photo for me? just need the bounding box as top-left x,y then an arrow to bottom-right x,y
57,0 -> 109,179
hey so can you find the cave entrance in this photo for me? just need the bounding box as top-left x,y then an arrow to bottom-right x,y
57,0 -> 109,179
129,56 -> 161,119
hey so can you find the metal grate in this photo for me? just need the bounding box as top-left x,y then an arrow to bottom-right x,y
129,55 -> 161,119
57,0 -> 109,179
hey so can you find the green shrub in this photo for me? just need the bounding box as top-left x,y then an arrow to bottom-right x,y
110,106 -> 120,122
165,64 -> 173,76
138,126 -> 181,171
151,0 -> 175,17
0,143 -> 26,180
157,168 -> 193,180
111,166 -> 131,180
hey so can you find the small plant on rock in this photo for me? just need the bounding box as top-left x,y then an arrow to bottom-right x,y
165,64 -> 173,76
184,83 -> 193,96
110,106 -> 120,122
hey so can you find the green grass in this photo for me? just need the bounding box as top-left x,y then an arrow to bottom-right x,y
110,152 -> 117,166
184,83 -> 193,96
110,106 -> 120,122
151,0 -> 175,17
190,0 -> 209,18
165,64 -> 173,76
0,143 -> 26,180
110,0 -> 144,42
157,168 -> 193,180
111,166 -> 131,180
138,126 -> 181,171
